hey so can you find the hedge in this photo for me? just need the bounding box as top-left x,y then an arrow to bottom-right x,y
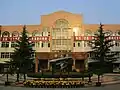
27,72 -> 93,78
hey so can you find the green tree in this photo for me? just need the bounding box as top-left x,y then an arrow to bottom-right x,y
89,23 -> 118,83
10,25 -> 35,81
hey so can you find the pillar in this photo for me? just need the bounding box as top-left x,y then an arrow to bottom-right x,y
9,42 -> 11,48
85,53 -> 89,70
73,59 -> 75,66
35,57 -> 38,73
73,59 -> 76,69
84,59 -> 88,70
48,60 -> 50,70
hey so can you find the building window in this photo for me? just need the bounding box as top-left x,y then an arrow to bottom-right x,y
6,53 -> 9,58
62,40 -> 67,45
89,52 -> 95,58
41,43 -> 44,47
1,42 -> 9,47
55,19 -> 69,28
48,32 -> 50,36
2,31 -> 10,37
85,30 -> 92,36
0,52 -> 13,58
84,41 -> 89,47
35,42 -> 40,48
115,41 -> 120,47
56,40 -> 61,45
32,30 -> 39,36
48,43 -> 50,47
84,41 -> 86,47
116,52 -> 119,57
78,42 -> 80,47
10,53 -> 13,58
73,43 -> 75,47
1,53 -> 5,58
52,40 -> 55,45
11,42 -> 17,48
12,31 -> 19,37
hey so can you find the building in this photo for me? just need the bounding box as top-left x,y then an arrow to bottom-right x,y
0,11 -> 120,73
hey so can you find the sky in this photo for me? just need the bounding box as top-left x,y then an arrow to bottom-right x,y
0,0 -> 120,25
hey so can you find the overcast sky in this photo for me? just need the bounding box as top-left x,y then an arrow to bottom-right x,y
0,0 -> 120,25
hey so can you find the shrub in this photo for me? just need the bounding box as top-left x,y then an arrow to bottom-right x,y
27,72 -> 92,78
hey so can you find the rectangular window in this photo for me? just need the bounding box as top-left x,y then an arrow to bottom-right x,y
42,32 -> 43,36
48,32 -> 50,36
0,52 -> 12,58
52,40 -> 55,45
5,53 -> 9,58
73,43 -> 75,47
84,41 -> 86,47
115,41 -> 120,47
41,43 -> 44,47
1,42 -> 9,47
35,42 -> 40,48
56,40 -> 61,45
84,41 -> 88,47
1,52 -> 5,58
10,53 -> 13,58
52,30 -> 55,37
78,42 -> 81,47
11,42 -> 17,48
48,43 -> 50,47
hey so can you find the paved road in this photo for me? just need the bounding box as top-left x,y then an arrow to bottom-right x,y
0,84 -> 120,90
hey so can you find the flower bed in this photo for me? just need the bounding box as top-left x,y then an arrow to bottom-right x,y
24,79 -> 85,88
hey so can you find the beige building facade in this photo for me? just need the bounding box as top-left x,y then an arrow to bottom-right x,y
0,11 -> 120,72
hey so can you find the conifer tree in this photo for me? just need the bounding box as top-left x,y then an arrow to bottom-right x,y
89,23 -> 118,83
10,25 -> 35,81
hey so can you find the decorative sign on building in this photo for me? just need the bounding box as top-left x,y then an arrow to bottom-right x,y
0,36 -> 50,42
74,36 -> 120,41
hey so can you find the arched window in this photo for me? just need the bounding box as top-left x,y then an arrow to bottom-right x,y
12,31 -> 19,37
115,30 -> 120,36
105,30 -> 113,36
32,30 -> 39,36
2,31 -> 10,37
55,19 -> 69,28
84,30 -> 92,36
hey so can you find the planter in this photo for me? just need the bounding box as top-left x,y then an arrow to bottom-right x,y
5,81 -> 11,86
96,82 -> 101,86
24,80 -> 85,88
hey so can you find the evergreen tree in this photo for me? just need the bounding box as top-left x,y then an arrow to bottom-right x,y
10,25 -> 35,81
88,23 -> 118,83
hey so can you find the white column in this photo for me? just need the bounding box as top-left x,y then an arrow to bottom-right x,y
9,42 -> 11,48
